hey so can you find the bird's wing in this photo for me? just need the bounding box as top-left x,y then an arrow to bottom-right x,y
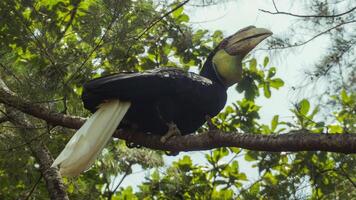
82,68 -> 213,112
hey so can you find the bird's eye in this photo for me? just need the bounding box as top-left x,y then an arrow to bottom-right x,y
219,39 -> 229,49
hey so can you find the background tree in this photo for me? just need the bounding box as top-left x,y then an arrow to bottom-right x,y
0,0 -> 354,199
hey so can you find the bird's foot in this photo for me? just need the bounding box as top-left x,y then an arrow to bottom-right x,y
160,122 -> 181,143
205,115 -> 218,130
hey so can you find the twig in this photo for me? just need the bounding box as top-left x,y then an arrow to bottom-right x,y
260,6 -> 356,18
54,4 -> 78,44
112,172 -> 129,195
269,20 -> 356,50
24,174 -> 43,200
125,0 -> 191,56
134,0 -> 191,41
340,167 -> 356,188
271,0 -> 279,12
0,62 -> 23,85
64,5 -> 119,86
0,132 -> 48,152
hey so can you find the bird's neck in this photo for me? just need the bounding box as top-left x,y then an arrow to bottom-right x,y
200,53 -> 227,88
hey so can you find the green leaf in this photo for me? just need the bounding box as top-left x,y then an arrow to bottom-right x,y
309,106 -> 320,120
212,148 -> 229,162
269,78 -> 284,89
263,56 -> 269,67
328,125 -> 343,133
249,182 -> 261,195
340,89 -> 350,103
315,122 -> 325,128
172,5 -> 183,19
237,173 -> 248,181
249,58 -> 257,72
299,99 -> 310,115
271,115 -> 279,131
229,147 -> 241,154
267,67 -> 276,78
179,155 -> 192,167
264,171 -> 278,185
244,152 -> 257,162
151,169 -> 160,181
263,83 -> 271,98
178,14 -> 189,23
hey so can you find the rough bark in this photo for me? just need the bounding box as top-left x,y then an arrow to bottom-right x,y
116,129 -> 356,154
0,79 -> 355,154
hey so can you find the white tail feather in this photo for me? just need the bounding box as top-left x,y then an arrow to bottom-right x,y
51,100 -> 131,176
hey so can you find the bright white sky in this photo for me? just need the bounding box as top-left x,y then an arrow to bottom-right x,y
116,0 -> 329,191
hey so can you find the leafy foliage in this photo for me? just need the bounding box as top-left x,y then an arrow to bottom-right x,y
0,0 -> 355,199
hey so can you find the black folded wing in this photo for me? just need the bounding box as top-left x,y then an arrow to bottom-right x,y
82,68 -> 214,112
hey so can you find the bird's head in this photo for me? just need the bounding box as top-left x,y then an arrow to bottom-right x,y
203,26 -> 272,87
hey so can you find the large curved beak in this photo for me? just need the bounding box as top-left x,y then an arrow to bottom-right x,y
223,26 -> 272,57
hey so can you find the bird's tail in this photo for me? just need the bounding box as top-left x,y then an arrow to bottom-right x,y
51,100 -> 131,177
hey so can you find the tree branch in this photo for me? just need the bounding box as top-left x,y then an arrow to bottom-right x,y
125,0 -> 191,56
259,6 -> 356,18
0,78 -> 84,129
134,0 -> 191,41
268,20 -> 356,50
0,78 -> 355,154
115,130 -> 356,154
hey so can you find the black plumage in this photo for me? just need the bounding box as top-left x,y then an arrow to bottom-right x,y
82,64 -> 227,135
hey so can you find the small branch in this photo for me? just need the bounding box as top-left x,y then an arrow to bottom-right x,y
0,62 -> 23,85
111,171 -> 129,197
260,6 -> 356,18
340,167 -> 356,188
64,5 -> 119,86
0,132 -> 47,152
269,20 -> 356,50
55,4 -> 78,44
24,174 -> 43,200
271,0 -> 279,12
134,0 -> 190,41
125,0 -> 191,56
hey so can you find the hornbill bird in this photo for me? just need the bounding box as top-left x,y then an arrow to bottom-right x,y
52,26 -> 272,176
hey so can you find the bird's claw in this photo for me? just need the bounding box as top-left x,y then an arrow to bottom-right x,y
160,122 -> 181,143
205,115 -> 218,130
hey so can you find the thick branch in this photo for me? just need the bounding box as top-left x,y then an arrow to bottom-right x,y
115,130 -> 356,154
0,79 -> 84,129
0,79 -> 355,154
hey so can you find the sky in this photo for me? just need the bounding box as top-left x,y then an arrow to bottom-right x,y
114,0 -> 330,191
